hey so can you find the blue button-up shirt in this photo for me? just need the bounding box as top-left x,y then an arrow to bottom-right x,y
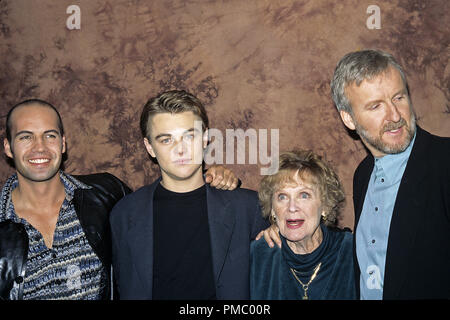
356,133 -> 416,300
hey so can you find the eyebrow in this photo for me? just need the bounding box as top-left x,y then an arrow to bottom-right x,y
276,185 -> 316,193
154,128 -> 199,140
363,99 -> 383,109
154,133 -> 172,140
393,88 -> 407,97
15,129 -> 61,138
364,88 -> 407,108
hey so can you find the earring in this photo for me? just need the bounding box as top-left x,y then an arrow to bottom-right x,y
271,210 -> 277,223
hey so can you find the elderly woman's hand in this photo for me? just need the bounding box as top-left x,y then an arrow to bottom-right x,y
256,224 -> 281,248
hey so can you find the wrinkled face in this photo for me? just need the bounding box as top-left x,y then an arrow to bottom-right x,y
340,67 -> 416,157
4,104 -> 66,183
144,111 -> 207,184
272,174 -> 323,246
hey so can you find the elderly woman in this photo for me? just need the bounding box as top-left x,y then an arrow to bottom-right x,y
250,150 -> 356,300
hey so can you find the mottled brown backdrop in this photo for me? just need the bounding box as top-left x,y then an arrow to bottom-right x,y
1,0 -> 449,229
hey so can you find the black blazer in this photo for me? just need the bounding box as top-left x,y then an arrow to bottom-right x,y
353,126 -> 450,299
109,178 -> 268,300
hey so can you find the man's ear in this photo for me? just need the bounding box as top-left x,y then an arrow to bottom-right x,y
62,135 -> 66,154
339,110 -> 356,131
4,138 -> 13,159
143,137 -> 156,158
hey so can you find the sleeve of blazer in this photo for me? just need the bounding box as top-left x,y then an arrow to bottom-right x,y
109,195 -> 130,300
109,187 -> 147,300
250,194 -> 270,240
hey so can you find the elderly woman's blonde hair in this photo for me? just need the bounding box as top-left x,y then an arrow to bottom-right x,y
258,150 -> 345,227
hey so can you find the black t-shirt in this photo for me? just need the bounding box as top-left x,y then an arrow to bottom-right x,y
152,183 -> 216,300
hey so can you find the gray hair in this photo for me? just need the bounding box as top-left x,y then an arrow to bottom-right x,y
330,49 -> 409,114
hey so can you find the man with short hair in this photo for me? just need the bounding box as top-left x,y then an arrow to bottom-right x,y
259,49 -> 450,300
331,49 -> 450,299
0,99 -> 236,300
110,90 -> 269,299
0,99 -> 131,300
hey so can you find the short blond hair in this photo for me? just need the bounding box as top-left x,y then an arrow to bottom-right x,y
258,150 -> 345,226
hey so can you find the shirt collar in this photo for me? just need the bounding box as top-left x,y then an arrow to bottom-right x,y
373,131 -> 416,183
0,171 -> 90,221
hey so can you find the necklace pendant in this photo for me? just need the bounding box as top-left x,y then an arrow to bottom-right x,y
290,264 -> 322,301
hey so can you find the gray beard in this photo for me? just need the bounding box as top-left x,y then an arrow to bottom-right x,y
355,114 -> 416,155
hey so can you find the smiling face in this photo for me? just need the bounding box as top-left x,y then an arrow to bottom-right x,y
340,66 -> 416,158
144,111 -> 208,191
272,172 -> 324,254
4,104 -> 66,183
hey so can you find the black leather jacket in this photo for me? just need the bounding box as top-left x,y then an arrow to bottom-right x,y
0,172 -> 131,300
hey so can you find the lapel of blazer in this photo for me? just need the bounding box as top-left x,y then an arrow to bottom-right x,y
206,185 -> 236,286
127,178 -> 160,299
383,127 -> 429,298
353,156 -> 374,228
352,155 -> 373,298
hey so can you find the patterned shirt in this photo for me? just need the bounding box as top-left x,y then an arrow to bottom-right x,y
356,133 -> 416,300
0,171 -> 107,300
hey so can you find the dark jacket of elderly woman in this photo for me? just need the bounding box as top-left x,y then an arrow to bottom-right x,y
250,225 -> 355,299
250,150 -> 356,300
